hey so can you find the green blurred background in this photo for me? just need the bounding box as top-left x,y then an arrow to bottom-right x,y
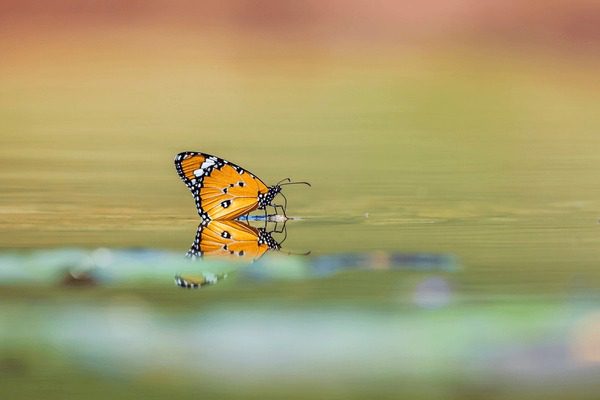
1,1 -> 600,399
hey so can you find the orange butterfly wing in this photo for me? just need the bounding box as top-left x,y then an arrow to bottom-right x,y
187,220 -> 270,261
174,152 -> 269,221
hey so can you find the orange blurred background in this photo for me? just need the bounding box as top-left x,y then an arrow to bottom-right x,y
1,0 -> 598,50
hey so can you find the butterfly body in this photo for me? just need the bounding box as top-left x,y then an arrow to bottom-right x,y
174,152 -> 283,223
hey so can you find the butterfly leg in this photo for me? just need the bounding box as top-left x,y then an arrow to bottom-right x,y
272,204 -> 288,220
272,218 -> 287,234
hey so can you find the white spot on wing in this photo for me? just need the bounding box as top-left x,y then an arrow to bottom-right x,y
200,159 -> 216,170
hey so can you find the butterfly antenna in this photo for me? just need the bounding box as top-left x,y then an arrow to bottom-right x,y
276,177 -> 292,186
279,181 -> 311,187
281,249 -> 312,256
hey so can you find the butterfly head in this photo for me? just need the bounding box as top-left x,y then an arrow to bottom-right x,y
258,179 -> 311,209
270,184 -> 282,199
258,185 -> 282,209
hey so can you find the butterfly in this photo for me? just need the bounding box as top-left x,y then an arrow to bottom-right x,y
174,151 -> 309,223
186,220 -> 282,262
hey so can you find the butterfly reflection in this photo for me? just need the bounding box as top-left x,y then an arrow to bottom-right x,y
175,220 -> 285,288
186,219 -> 283,262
